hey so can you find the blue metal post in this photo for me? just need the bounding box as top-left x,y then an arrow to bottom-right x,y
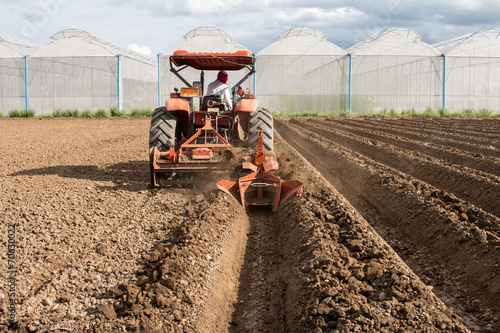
443,54 -> 446,110
117,54 -> 121,111
348,54 -> 352,115
24,56 -> 29,111
157,53 -> 161,107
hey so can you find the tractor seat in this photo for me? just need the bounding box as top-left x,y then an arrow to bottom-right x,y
202,95 -> 224,111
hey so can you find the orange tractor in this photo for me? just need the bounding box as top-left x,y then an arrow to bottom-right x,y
149,50 -> 302,211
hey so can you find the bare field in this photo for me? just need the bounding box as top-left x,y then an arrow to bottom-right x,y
0,117 -> 498,332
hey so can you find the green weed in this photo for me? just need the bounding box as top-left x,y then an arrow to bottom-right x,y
52,109 -> 64,117
52,109 -> 80,117
80,110 -> 93,118
378,108 -> 389,116
421,107 -> 439,117
338,110 -> 350,117
9,109 -> 36,117
438,108 -> 451,117
110,107 -> 128,117
130,108 -> 153,117
94,109 -> 110,118
475,108 -> 493,117
389,108 -> 400,116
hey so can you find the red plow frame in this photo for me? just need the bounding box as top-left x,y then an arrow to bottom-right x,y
149,117 -> 231,186
217,131 -> 303,212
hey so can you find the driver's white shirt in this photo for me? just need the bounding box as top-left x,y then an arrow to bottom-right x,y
206,79 -> 232,109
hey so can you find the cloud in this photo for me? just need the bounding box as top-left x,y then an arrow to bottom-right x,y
457,0 -> 483,10
272,7 -> 367,27
0,0 -> 499,55
140,0 -> 249,15
127,43 -> 152,55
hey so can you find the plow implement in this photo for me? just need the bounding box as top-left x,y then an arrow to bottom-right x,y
150,123 -> 302,211
149,117 -> 232,186
218,131 -> 303,212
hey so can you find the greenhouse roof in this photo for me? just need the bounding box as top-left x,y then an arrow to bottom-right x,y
257,27 -> 346,56
162,27 -> 249,55
30,28 -> 155,64
432,28 -> 500,57
348,27 -> 441,56
183,26 -> 232,41
0,35 -> 39,57
278,27 -> 327,41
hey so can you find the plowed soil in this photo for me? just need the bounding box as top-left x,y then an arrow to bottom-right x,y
0,116 -> 498,333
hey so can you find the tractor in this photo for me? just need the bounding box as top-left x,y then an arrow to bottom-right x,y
149,49 -> 302,211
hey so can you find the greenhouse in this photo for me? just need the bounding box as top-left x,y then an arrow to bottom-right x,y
158,27 -> 254,108
0,36 -> 38,113
2,26 -> 500,115
348,27 -> 443,113
28,29 -> 157,114
433,29 -> 500,112
256,27 -> 349,113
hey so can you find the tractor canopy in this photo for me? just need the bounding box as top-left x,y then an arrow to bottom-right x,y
170,50 -> 255,71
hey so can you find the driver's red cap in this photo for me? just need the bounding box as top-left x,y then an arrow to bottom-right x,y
217,70 -> 228,83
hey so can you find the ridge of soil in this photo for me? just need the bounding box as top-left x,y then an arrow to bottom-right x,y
275,117 -> 499,332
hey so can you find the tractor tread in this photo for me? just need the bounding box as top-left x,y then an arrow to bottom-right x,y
149,107 -> 177,152
249,107 -> 274,152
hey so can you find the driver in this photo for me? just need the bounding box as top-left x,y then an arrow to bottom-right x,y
207,70 -> 232,109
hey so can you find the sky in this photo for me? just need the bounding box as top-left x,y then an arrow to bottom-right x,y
1,0 -> 499,56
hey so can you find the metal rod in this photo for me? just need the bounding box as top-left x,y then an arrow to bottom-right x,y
169,57 -> 192,87
254,59 -> 257,94
349,54 -> 352,115
24,56 -> 29,111
157,53 -> 161,107
117,54 -> 121,111
170,67 -> 192,87
200,70 -> 204,111
443,54 -> 446,110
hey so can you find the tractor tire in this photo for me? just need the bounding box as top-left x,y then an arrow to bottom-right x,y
249,107 -> 274,152
149,107 -> 178,152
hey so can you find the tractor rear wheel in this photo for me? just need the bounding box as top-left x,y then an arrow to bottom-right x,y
149,107 -> 178,152
249,107 -> 273,152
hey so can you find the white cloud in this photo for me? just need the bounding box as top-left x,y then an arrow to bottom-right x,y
184,0 -> 245,14
127,43 -> 152,55
0,0 -> 499,54
141,0 -> 249,15
457,0 -> 483,10
272,7 -> 367,27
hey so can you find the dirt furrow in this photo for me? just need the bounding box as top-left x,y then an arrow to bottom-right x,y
267,134 -> 471,332
291,117 -> 500,218
334,118 -> 500,158
67,185 -> 248,333
379,117 -> 500,140
276,118 -> 500,332
311,117 -> 500,177
229,212 -> 286,333
224,134 -> 472,332
395,116 -> 500,131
